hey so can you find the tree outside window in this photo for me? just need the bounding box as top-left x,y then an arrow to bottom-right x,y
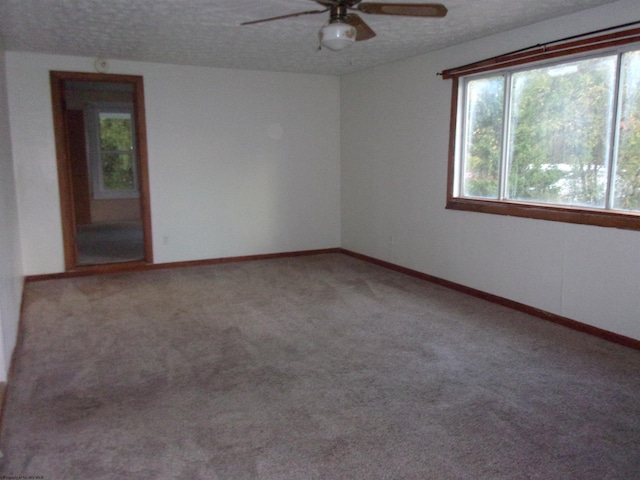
459,47 -> 640,215
87,103 -> 139,199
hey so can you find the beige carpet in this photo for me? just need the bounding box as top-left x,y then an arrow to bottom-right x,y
1,254 -> 639,479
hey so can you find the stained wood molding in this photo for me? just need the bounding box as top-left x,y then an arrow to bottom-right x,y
24,248 -> 343,281
23,247 -> 639,351
339,249 -> 640,352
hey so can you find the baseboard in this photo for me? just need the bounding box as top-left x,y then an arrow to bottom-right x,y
0,380 -> 5,440
338,248 -> 640,352
0,382 -> 5,412
23,246 -> 639,351
0,282 -> 30,441
25,248 -> 343,282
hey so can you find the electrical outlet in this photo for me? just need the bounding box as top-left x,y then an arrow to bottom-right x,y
162,235 -> 169,245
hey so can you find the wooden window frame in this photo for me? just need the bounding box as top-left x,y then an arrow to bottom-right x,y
443,27 -> 640,231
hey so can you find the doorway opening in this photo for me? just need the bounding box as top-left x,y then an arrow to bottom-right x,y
50,71 -> 153,271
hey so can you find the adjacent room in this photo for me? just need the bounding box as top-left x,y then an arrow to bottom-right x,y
0,0 -> 639,478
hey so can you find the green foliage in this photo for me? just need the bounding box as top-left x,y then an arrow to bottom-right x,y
99,115 -> 135,191
100,116 -> 132,151
103,153 -> 135,191
463,51 -> 640,212
616,114 -> 640,210
615,51 -> 640,211
508,57 -> 614,206
464,77 -> 503,198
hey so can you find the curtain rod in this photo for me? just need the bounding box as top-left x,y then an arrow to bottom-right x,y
437,19 -> 640,77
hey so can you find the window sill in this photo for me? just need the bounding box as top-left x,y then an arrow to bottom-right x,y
446,197 -> 640,231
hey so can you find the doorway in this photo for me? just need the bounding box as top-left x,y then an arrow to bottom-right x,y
50,71 -> 153,271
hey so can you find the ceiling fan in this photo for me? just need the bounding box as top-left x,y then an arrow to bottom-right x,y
241,0 -> 448,51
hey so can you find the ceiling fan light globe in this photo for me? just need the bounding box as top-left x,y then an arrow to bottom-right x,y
320,22 -> 357,51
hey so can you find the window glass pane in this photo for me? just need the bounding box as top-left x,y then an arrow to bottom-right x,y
614,50 -> 640,212
99,112 -> 133,151
102,153 -> 135,191
507,56 -> 617,207
463,76 -> 504,198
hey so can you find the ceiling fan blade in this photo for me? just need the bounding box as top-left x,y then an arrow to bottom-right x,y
345,13 -> 376,42
314,0 -> 362,6
241,8 -> 328,26
356,2 -> 447,17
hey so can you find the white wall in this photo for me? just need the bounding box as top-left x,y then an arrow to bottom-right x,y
0,43 -> 24,381
6,54 -> 341,273
5,0 -> 639,354
341,0 -> 640,341
144,62 -> 340,263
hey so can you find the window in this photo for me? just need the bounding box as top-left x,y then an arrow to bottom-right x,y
86,102 -> 139,199
444,28 -> 640,230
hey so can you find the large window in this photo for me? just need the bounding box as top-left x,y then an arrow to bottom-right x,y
445,29 -> 640,230
86,102 -> 139,199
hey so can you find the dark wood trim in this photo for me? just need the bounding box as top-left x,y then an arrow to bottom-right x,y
446,197 -> 640,230
443,29 -> 640,231
0,279 -> 28,439
25,248 -> 343,282
50,72 -> 77,270
0,382 -> 5,417
26,260 -> 153,281
0,379 -> 7,440
339,249 -> 640,351
23,247 -> 640,351
442,26 -> 640,79
49,70 -> 154,271
446,76 -> 459,203
132,77 -> 154,264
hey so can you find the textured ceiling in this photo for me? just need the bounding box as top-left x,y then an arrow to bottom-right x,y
0,0 -> 623,75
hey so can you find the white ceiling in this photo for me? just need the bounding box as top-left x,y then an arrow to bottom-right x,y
0,0 -> 623,76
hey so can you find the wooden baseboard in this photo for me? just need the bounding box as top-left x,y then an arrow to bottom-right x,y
25,248 -> 343,282
338,248 -> 640,351
0,381 -> 6,439
24,246 -> 639,351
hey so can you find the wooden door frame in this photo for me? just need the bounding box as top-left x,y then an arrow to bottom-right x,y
50,70 -> 154,271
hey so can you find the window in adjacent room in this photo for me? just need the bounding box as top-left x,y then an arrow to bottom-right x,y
86,102 -> 139,199
444,28 -> 640,230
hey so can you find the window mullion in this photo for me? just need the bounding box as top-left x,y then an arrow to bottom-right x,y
457,80 -> 467,197
446,40 -> 640,230
606,53 -> 624,210
498,73 -> 512,200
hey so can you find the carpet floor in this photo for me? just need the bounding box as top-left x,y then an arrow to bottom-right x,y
76,222 -> 144,265
1,254 -> 639,479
